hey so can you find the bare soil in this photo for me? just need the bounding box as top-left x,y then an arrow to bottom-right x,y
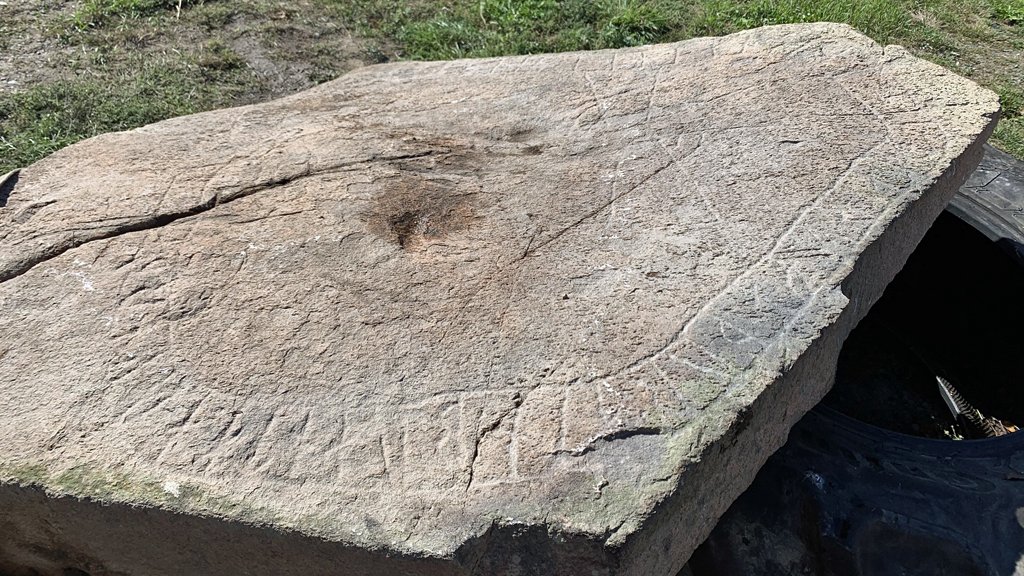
0,0 -> 379,101
0,1 -> 80,94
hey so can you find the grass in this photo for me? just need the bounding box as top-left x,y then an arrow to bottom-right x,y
692,0 -> 912,39
1,0 -> 1023,173
0,39 -> 260,171
331,0 -> 912,59
993,0 -> 1024,23
371,0 -> 678,59
71,0 -> 202,29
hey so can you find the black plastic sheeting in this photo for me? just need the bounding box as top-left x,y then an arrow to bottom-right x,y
689,144 -> 1024,576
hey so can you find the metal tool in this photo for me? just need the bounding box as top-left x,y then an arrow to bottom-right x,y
936,376 -> 1010,439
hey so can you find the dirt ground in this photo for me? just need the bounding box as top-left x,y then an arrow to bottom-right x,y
0,0 -> 378,101
0,1 -> 77,94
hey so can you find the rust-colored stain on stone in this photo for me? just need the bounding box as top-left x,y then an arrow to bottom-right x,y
366,173 -> 480,251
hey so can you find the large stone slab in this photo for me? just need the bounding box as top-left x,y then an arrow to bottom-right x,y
0,23 -> 998,576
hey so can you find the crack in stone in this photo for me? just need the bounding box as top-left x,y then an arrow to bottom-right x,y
551,426 -> 662,458
0,151 -> 439,285
519,155 -> 676,260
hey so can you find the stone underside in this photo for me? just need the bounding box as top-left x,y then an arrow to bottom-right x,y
0,23 -> 999,576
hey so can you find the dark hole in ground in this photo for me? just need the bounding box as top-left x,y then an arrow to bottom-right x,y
824,211 -> 1024,438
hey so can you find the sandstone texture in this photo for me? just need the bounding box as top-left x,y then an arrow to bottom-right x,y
0,23 -> 999,576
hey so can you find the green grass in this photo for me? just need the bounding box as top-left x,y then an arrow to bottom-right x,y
399,0 -> 675,59
692,0 -> 911,40
327,0 -> 684,60
1,0 -> 1023,174
0,42 -> 259,173
71,0 -> 204,29
995,84 -> 1024,157
993,0 -> 1024,23
333,0 -> 915,57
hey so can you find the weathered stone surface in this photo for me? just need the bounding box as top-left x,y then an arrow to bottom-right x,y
0,23 -> 998,576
